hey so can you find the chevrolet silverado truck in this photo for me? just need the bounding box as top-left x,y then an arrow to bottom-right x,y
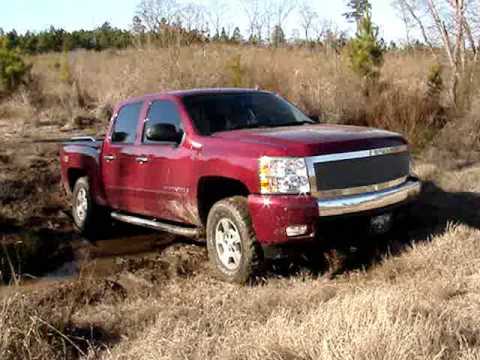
60,88 -> 421,283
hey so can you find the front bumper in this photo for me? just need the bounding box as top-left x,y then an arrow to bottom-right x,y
317,179 -> 421,217
248,177 -> 421,245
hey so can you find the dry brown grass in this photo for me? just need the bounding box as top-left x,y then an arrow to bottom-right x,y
5,45 -> 442,147
97,209 -> 480,360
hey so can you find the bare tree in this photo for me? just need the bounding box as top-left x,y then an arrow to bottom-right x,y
207,0 -> 229,38
136,0 -> 180,32
242,0 -> 268,42
180,3 -> 208,32
299,1 -> 318,41
262,2 -> 274,41
392,0 -> 436,51
392,0 -> 413,44
267,0 -> 297,41
271,0 -> 297,29
393,0 -> 475,105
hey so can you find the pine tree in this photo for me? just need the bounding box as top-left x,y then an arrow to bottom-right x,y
212,30 -> 220,42
21,31 -> 39,54
271,25 -> 286,48
347,11 -> 384,81
0,48 -> 31,95
220,27 -> 229,43
344,0 -> 372,29
231,27 -> 243,44
248,34 -> 259,45
96,22 -> 113,50
4,30 -> 19,51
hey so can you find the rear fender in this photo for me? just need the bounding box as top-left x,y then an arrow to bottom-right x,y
61,145 -> 107,206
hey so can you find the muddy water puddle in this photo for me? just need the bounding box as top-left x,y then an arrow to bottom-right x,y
0,225 -> 190,290
70,232 -> 177,277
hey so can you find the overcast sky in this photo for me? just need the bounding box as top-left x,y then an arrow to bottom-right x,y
0,0 -> 408,42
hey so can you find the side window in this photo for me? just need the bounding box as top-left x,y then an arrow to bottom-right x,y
143,100 -> 183,142
111,102 -> 143,144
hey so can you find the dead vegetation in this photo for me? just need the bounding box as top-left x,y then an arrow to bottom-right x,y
0,45 -> 449,146
0,45 -> 480,359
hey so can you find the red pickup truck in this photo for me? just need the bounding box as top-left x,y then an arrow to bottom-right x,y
60,88 -> 421,283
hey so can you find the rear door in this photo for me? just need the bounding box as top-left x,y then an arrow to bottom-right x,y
102,101 -> 144,212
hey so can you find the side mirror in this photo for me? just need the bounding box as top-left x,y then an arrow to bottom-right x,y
145,123 -> 183,143
112,131 -> 128,143
309,114 -> 320,123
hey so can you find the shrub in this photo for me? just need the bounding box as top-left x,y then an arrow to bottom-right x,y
58,51 -> 73,84
429,96 -> 480,165
226,55 -> 247,88
0,48 -> 31,96
427,64 -> 443,100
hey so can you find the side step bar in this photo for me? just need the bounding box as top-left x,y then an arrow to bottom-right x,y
111,212 -> 201,239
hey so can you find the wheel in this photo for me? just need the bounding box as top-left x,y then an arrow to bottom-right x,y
206,196 -> 263,284
72,177 -> 110,239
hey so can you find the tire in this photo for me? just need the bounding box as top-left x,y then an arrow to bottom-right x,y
206,196 -> 263,284
72,177 -> 110,239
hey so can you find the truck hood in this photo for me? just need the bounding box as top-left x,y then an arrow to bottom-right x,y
211,124 -> 407,157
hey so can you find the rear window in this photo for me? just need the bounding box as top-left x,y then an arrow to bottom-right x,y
112,102 -> 143,144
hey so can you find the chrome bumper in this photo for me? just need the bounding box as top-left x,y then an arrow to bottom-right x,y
317,179 -> 421,217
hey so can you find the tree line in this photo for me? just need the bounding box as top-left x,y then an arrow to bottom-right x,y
0,22 -> 349,55
0,0 -> 390,54
0,23 -> 131,54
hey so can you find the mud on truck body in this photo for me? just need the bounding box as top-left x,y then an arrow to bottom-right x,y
60,88 -> 421,283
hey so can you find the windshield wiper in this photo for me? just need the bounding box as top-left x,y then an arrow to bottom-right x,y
216,120 -> 314,133
229,123 -> 271,131
273,121 -> 315,127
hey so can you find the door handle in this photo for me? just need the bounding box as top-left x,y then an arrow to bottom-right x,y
136,156 -> 149,164
104,155 -> 116,162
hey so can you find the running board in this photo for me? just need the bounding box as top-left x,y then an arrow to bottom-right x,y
111,212 -> 201,238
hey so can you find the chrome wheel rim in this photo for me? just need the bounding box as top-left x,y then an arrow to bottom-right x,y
215,218 -> 242,271
75,188 -> 88,222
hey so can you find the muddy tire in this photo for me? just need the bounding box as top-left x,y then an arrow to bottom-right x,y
72,177 -> 109,239
206,196 -> 263,284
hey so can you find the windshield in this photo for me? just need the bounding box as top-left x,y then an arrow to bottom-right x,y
182,92 -> 314,135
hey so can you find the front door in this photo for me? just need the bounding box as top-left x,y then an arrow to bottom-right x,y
137,99 -> 194,223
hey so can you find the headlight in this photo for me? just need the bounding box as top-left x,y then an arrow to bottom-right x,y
259,157 -> 310,194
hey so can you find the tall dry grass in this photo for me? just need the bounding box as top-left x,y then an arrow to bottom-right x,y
13,45 -> 442,148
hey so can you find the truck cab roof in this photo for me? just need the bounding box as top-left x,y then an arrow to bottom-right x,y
121,88 -> 271,105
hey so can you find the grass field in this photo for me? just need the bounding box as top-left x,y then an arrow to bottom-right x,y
0,44 -> 480,359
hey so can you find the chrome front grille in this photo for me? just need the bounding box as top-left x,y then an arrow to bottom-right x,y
306,145 -> 411,199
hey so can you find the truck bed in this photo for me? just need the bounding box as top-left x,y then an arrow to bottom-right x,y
63,136 -> 104,149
